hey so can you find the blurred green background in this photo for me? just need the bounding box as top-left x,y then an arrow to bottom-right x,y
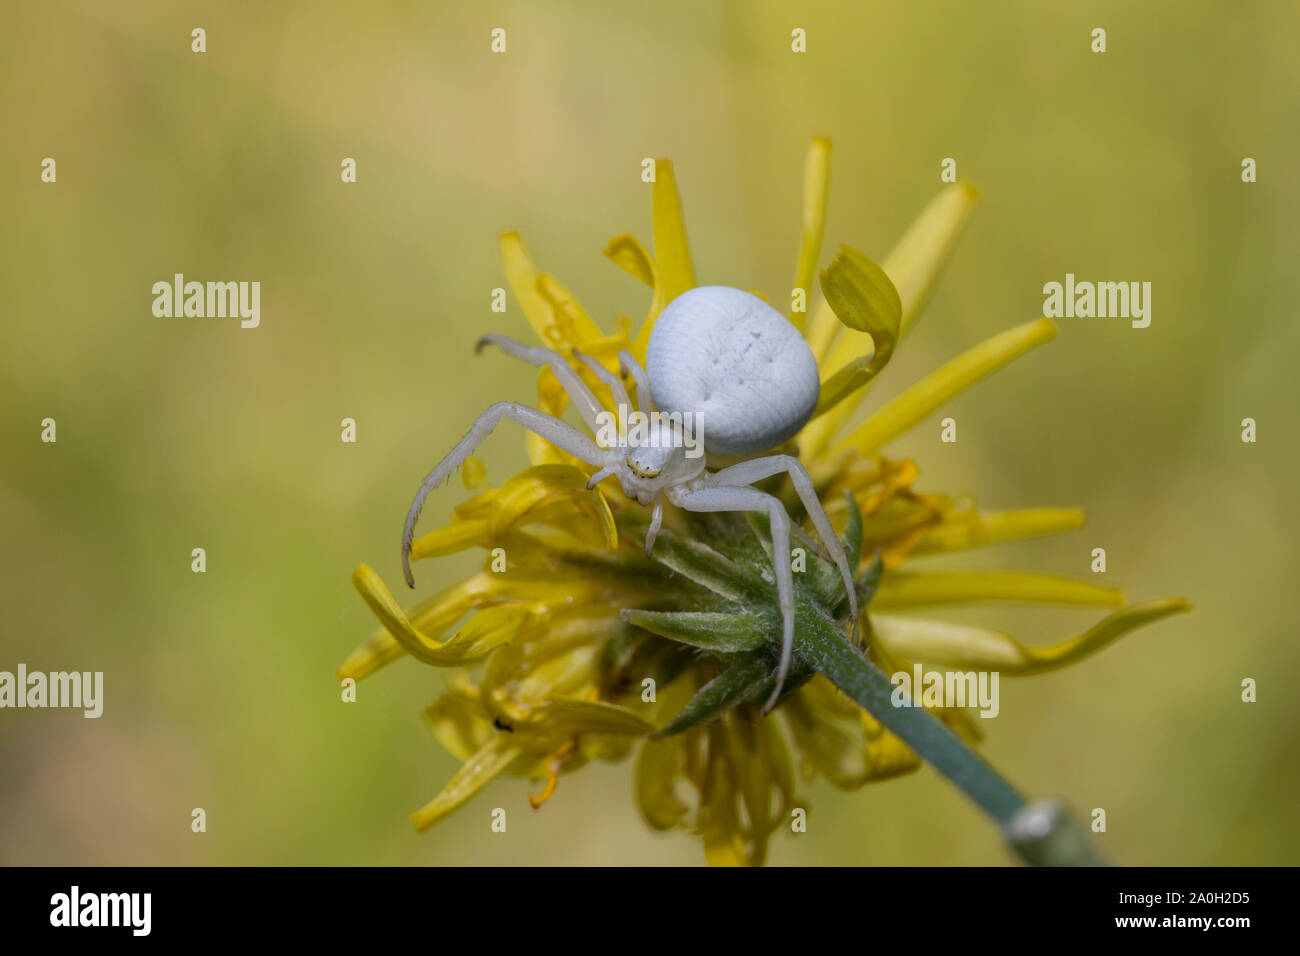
2,0 -> 1296,865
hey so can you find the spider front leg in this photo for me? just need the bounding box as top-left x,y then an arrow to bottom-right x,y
401,402 -> 607,588
707,454 -> 860,642
668,484 -> 795,714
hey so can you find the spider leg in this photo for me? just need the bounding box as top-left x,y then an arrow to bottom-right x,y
572,349 -> 632,417
402,402 -> 606,588
644,497 -> 664,556
617,349 -> 655,413
668,484 -> 794,713
707,454 -> 860,642
585,464 -> 616,490
477,335 -> 608,438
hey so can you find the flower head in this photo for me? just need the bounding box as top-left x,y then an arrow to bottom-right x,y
337,139 -> 1189,865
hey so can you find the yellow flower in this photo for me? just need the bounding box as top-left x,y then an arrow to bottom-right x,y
337,139 -> 1189,866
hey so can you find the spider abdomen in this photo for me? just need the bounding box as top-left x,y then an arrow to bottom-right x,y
646,286 -> 820,456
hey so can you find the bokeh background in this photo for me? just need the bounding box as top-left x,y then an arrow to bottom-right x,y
2,0 -> 1297,865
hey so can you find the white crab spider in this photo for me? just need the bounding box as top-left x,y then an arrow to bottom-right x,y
401,286 -> 859,712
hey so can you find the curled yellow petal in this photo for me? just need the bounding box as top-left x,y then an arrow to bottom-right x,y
791,137 -> 831,331
808,247 -> 903,421
335,628 -> 406,683
349,563 -> 527,669
873,569 -> 1122,609
336,569 -> 500,680
605,233 -> 658,289
803,296 -> 842,365
835,317 -> 1056,456
411,736 -> 522,831
872,598 -> 1193,674
635,737 -> 689,830
802,183 -> 981,457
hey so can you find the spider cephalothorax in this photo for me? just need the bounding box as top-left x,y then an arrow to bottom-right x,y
401,285 -> 858,710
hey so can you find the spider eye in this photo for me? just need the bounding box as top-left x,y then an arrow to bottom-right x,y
626,455 -> 659,479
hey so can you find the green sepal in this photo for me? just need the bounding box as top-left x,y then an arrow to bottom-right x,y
654,652 -> 773,737
621,609 -> 773,653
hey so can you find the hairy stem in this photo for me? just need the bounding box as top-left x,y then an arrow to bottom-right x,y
798,612 -> 1106,866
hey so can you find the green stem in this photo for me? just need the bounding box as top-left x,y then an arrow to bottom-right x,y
799,618 -> 1107,865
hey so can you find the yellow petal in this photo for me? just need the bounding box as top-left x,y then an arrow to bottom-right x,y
888,181 -> 981,340
834,317 -> 1056,456
782,693 -> 873,789
528,430 -> 574,466
535,273 -> 605,346
872,598 -> 1193,674
339,570 -> 597,681
423,693 -> 493,762
633,159 -> 695,359
858,710 -> 924,780
703,829 -> 751,867
724,712 -> 782,858
802,296 -> 842,365
532,698 -> 658,738
411,735 -> 522,831
872,569 -> 1123,609
487,464 -> 618,552
498,231 -> 557,345
635,737 -> 689,830
605,233 -> 658,289
652,158 -> 696,298
498,234 -> 605,348
334,628 -> 406,683
409,519 -> 489,561
350,563 -> 527,667
806,247 -> 903,423
791,137 -> 831,331
569,330 -> 636,360
460,457 -> 487,490
801,183 -> 981,457
453,488 -> 498,520
911,508 -> 1085,556
414,465 -> 618,561
700,726 -> 752,866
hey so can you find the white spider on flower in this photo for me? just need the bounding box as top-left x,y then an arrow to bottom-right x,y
401,285 -> 859,711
